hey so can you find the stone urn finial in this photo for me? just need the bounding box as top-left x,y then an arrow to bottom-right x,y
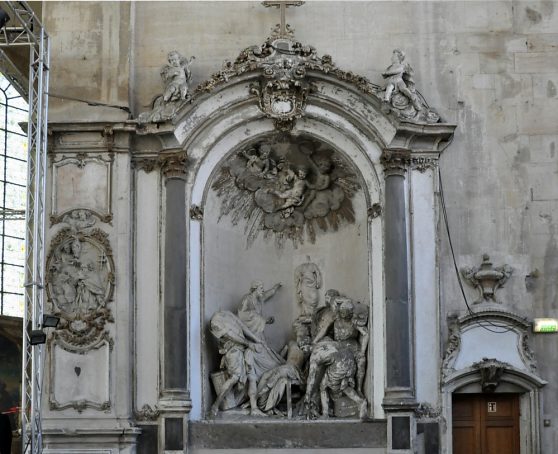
461,254 -> 513,304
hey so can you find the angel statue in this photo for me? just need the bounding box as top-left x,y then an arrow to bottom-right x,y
137,50 -> 196,123
161,51 -> 195,103
382,49 -> 422,111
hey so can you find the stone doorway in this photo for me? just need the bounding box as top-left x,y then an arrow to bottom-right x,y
452,393 -> 520,454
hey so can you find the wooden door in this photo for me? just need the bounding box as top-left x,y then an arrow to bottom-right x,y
452,394 -> 520,454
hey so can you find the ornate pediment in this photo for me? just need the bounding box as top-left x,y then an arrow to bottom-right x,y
138,33 -> 442,128
442,308 -> 539,382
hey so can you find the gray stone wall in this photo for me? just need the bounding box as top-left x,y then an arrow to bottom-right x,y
42,1 -> 558,451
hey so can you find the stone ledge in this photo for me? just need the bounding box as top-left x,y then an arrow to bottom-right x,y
189,420 -> 387,449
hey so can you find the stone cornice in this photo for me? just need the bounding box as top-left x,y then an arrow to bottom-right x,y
47,122 -> 134,155
387,122 -> 456,155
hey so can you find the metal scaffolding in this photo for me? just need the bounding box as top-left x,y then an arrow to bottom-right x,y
0,2 -> 49,453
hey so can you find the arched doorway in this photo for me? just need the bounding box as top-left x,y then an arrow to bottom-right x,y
442,310 -> 547,454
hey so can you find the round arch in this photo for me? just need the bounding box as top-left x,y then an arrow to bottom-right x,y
182,87 -> 387,419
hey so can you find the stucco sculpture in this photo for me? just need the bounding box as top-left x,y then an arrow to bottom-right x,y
237,280 -> 282,340
212,137 -> 360,248
46,210 -> 115,349
461,253 -> 513,304
383,49 -> 421,110
304,340 -> 367,420
294,256 -> 322,318
209,310 -> 282,417
138,50 -> 195,123
381,48 -> 440,124
161,51 -> 194,102
209,274 -> 369,420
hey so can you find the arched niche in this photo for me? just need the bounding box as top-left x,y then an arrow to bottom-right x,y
186,112 -> 385,420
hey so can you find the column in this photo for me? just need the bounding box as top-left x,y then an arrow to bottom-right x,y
160,151 -> 189,452
161,151 -> 189,396
382,151 -> 416,454
383,152 -> 414,400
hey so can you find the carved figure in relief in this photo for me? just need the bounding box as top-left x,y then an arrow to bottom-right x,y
46,215 -> 115,349
270,168 -> 311,211
161,51 -> 194,102
209,311 -> 266,417
382,49 -> 421,111
237,280 -> 282,341
332,299 -> 369,394
294,256 -> 322,318
312,289 -> 342,343
50,238 -> 107,316
75,262 -> 105,314
304,341 -> 367,420
241,143 -> 277,178
275,158 -> 296,189
137,50 -> 195,123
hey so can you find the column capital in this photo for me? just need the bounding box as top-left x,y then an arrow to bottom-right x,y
161,150 -> 188,179
381,149 -> 411,176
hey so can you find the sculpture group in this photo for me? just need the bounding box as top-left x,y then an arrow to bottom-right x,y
212,137 -> 360,248
209,258 -> 369,419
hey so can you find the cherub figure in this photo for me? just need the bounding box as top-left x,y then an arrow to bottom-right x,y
382,49 -> 422,111
62,209 -> 96,232
161,51 -> 194,103
240,144 -> 276,178
272,168 -> 312,211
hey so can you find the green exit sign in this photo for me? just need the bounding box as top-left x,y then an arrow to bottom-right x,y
533,318 -> 558,333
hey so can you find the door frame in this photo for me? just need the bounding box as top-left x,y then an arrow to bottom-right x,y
442,367 -> 546,454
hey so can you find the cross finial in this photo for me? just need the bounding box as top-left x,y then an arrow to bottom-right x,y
262,1 -> 304,38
